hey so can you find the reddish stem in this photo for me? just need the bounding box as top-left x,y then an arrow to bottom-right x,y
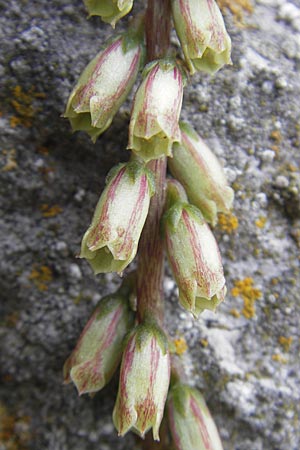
136,0 -> 171,325
136,158 -> 167,326
145,0 -> 172,62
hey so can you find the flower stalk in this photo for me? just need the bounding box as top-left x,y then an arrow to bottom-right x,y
63,0 -> 233,447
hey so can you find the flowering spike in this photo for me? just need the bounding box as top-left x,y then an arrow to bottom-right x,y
113,320 -> 171,441
84,0 -> 134,28
63,287 -> 134,395
171,0 -> 232,74
168,122 -> 234,226
80,162 -> 154,274
163,202 -> 226,316
168,383 -> 223,450
128,59 -> 184,161
64,36 -> 142,142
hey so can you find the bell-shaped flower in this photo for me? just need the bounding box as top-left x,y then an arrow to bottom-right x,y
128,59 -> 184,161
80,161 -> 155,274
163,193 -> 226,317
113,320 -> 171,440
171,0 -> 232,74
168,122 -> 234,226
64,35 -> 142,142
63,283 -> 135,395
168,383 -> 223,450
84,0 -> 134,28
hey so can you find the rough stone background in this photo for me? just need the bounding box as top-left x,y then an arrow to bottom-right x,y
0,0 -> 300,449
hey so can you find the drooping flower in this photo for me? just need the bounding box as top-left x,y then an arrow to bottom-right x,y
64,35 -> 142,142
168,383 -> 224,450
84,0 -> 134,28
168,122 -> 234,225
113,320 -> 171,440
163,195 -> 226,317
171,0 -> 232,74
128,59 -> 184,161
80,161 -> 155,274
63,285 -> 134,395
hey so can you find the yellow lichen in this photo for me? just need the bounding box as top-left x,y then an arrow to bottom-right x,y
28,265 -> 53,291
217,0 -> 253,23
255,216 -> 267,229
1,149 -> 18,172
200,338 -> 208,347
229,308 -> 241,318
270,130 -> 282,143
231,277 -> 262,318
218,212 -> 239,233
173,337 -> 188,355
40,204 -> 62,218
10,85 -> 45,128
272,353 -> 287,364
278,336 -> 293,352
0,402 -> 31,450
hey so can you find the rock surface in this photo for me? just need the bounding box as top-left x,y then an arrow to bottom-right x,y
0,0 -> 300,449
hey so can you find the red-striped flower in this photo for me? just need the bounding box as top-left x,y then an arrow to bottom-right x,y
168,383 -> 223,450
113,321 -> 171,440
171,0 -> 231,74
163,199 -> 226,317
64,35 -> 142,142
128,59 -> 184,161
63,290 -> 134,395
80,161 -> 155,274
168,122 -> 234,226
84,0 -> 134,28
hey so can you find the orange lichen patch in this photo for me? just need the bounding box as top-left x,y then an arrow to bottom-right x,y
217,0 -> 253,23
10,85 -> 45,128
287,163 -> 298,173
40,204 -> 62,218
200,338 -> 208,348
173,337 -> 188,355
36,146 -> 49,155
0,402 -> 31,450
255,216 -> 267,229
229,308 -> 241,318
278,336 -> 293,352
218,212 -> 239,233
272,353 -> 287,364
28,265 -> 53,291
3,312 -> 20,327
270,130 -> 282,143
231,277 -> 262,319
1,149 -> 18,172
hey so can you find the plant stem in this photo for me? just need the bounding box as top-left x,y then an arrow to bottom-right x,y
136,158 -> 167,326
136,0 -> 171,325
145,0 -> 171,61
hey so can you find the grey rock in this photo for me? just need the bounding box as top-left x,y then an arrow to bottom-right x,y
0,1 -> 300,450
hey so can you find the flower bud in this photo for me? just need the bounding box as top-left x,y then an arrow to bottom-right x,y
63,287 -> 135,395
80,161 -> 155,274
168,383 -> 223,450
113,320 -> 171,440
168,122 -> 234,226
163,201 -> 226,317
171,0 -> 232,74
84,0 -> 134,27
128,59 -> 184,161
64,36 -> 142,142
